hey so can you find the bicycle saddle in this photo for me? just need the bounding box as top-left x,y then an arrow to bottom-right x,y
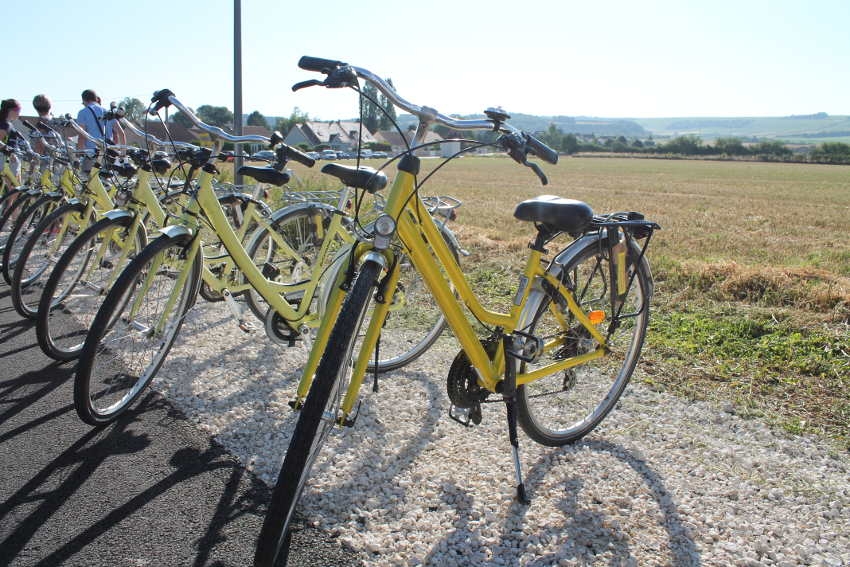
514,195 -> 593,233
321,163 -> 387,193
237,166 -> 291,187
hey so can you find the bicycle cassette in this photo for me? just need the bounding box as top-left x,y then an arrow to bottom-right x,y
446,338 -> 498,426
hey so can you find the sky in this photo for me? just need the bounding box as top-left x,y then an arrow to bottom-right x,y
4,0 -> 848,123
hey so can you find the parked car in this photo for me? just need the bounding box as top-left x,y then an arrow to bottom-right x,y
306,151 -> 320,160
370,151 -> 388,159
320,150 -> 338,160
250,150 -> 276,161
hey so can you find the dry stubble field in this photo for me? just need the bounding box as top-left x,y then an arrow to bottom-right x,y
281,155 -> 849,448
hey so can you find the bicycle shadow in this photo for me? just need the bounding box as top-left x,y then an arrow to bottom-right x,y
0,363 -> 74,439
289,370 -> 445,530
0,391 -> 269,567
421,438 -> 701,567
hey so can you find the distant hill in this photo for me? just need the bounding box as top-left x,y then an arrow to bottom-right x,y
632,114 -> 850,143
247,112 -> 850,144
395,113 -> 648,137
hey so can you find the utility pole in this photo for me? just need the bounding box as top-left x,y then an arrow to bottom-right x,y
234,0 -> 243,186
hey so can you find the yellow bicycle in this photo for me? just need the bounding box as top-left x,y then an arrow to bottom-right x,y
73,91 -> 462,425
255,57 -> 660,566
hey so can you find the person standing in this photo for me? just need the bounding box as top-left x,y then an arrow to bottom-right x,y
31,94 -> 58,156
1,99 -> 24,180
76,89 -> 125,172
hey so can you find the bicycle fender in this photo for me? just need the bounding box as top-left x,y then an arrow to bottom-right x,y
267,201 -> 336,224
158,224 -> 193,240
550,231 -> 654,298
102,208 -> 135,223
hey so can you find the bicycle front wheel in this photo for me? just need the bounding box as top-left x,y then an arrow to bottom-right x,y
36,214 -> 144,360
10,202 -> 90,319
2,193 -> 60,284
516,236 -> 651,446
74,233 -> 201,426
254,260 -> 381,567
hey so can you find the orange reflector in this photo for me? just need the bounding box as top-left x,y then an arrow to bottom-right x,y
588,310 -> 606,324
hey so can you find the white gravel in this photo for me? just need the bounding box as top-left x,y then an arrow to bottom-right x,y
153,302 -> 850,567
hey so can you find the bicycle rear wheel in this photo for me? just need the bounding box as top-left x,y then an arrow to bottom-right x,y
36,214 -> 144,360
244,203 -> 344,321
10,202 -> 90,319
74,233 -> 201,426
254,260 -> 381,567
2,193 -> 60,284
516,236 -> 651,446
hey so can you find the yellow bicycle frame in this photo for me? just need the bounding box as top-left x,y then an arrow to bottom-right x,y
136,161 -> 356,335
300,157 -> 608,422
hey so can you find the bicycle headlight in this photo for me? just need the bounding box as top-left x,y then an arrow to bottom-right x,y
374,214 -> 396,237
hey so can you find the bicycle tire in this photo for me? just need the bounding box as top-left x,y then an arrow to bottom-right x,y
243,203 -> 343,322
254,260 -> 382,567
365,226 -> 458,373
516,235 -> 651,446
2,193 -> 61,284
0,191 -> 38,271
36,214 -> 144,360
74,232 -> 201,426
10,201 -> 89,319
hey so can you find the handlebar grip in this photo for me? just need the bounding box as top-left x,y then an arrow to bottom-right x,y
150,89 -> 175,114
298,56 -> 346,74
525,134 -> 559,165
281,144 -> 316,168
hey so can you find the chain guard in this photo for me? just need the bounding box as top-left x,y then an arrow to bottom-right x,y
447,337 -> 499,411
264,308 -> 300,346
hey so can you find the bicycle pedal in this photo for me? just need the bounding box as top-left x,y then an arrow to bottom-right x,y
448,404 -> 482,427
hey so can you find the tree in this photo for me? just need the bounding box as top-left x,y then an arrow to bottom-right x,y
540,123 -> 563,150
170,110 -> 195,128
274,107 -> 310,136
118,97 -> 146,123
377,78 -> 398,131
246,110 -> 267,127
359,83 -> 380,133
562,133 -> 579,154
714,137 -> 748,156
196,105 -> 234,128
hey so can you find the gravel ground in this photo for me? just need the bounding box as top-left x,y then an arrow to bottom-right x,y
152,302 -> 849,567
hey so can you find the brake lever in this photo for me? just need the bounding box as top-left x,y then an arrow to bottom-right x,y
524,160 -> 548,186
292,79 -> 324,92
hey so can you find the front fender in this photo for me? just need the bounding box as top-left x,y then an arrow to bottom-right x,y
103,208 -> 135,223
158,224 -> 194,241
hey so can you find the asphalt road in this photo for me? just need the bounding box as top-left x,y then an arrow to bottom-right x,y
0,281 -> 356,567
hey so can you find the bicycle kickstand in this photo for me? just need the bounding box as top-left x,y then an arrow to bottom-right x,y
502,334 -> 531,505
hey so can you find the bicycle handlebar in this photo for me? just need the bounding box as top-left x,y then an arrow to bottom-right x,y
294,56 -> 559,183
148,89 -> 316,168
119,117 -> 196,150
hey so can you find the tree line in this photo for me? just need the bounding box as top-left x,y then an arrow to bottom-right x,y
536,123 -> 850,165
116,97 -> 850,165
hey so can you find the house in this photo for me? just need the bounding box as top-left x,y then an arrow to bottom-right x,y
284,120 -> 376,151
373,129 -> 445,156
122,120 -> 198,147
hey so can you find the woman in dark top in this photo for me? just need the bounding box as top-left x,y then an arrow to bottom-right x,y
1,98 -> 22,149
1,99 -> 24,181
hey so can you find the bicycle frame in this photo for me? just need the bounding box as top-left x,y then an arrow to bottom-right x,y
300,156 -> 608,421
135,159 -> 355,335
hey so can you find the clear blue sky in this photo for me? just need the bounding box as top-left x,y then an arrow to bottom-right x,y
5,0 -> 848,122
